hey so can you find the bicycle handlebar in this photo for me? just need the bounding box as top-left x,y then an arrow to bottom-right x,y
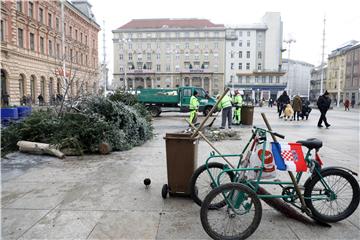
272,132 -> 285,139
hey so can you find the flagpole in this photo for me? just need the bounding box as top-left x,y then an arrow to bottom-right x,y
61,0 -> 67,97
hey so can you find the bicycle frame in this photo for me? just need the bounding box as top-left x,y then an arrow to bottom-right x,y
202,126 -> 336,210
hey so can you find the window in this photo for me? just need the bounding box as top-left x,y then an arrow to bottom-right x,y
40,36 -> 44,53
75,29 -> 78,40
230,63 -> 234,70
28,2 -> 34,18
156,53 -> 160,60
166,65 -> 170,72
156,64 -> 161,71
238,51 -> 242,58
246,76 -> 250,83
269,76 -> 273,83
39,8 -> 44,23
230,75 -> 234,82
247,40 -> 250,47
185,42 -> 189,48
128,53 -> 132,60
49,40 -> 52,56
246,63 -> 250,70
48,13 -> 52,28
276,76 -> 280,83
257,63 -> 262,70
195,43 -> 199,48
147,43 -> 151,49
258,51 -> 262,59
16,1 -> 22,12
56,18 -> 59,31
239,40 -> 242,47
69,26 -> 72,37
80,53 -> 83,64
1,20 -> 5,41
119,54 -> 123,60
238,63 -> 242,70
255,77 -> 259,83
238,75 -> 242,83
85,54 -> 88,65
231,52 -> 234,58
262,76 -> 266,83
231,41 -> 235,47
214,42 -> 219,48
29,33 -> 35,50
239,31 -> 243,37
85,35 -> 88,45
70,49 -> 73,62
147,53 -> 151,61
93,39 -> 95,48
246,51 -> 250,58
247,31 -> 250,37
18,28 -> 23,48
80,32 -> 83,43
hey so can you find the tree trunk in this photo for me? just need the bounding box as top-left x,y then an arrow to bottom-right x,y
17,141 -> 65,159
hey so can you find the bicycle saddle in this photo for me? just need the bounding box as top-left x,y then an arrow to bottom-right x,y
296,138 -> 323,150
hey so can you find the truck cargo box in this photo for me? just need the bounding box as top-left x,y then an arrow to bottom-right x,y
137,88 -> 179,104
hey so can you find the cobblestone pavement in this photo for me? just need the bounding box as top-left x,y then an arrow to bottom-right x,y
1,107 -> 359,239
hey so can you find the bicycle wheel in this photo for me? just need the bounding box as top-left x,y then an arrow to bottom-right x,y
304,168 -> 360,223
200,183 -> 262,240
190,162 -> 235,208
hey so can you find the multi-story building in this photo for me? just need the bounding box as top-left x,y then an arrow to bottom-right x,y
282,59 -> 314,97
112,19 -> 225,95
326,40 -> 358,103
344,43 -> 360,107
310,64 -> 327,102
1,0 -> 100,106
225,12 -> 285,102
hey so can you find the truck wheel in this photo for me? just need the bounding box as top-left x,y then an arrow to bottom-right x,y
203,106 -> 212,117
148,106 -> 161,117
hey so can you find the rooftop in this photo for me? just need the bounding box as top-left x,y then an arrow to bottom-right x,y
116,18 -> 224,30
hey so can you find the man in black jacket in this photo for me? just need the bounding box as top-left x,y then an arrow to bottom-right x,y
317,90 -> 331,128
277,91 -> 290,117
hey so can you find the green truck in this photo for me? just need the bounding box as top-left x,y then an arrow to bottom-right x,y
135,86 -> 217,117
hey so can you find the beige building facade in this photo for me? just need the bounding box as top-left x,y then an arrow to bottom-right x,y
1,0 -> 100,106
112,19 -> 225,95
344,43 -> 360,107
326,41 -> 358,103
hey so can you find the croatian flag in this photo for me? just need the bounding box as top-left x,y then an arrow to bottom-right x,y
271,142 -> 307,172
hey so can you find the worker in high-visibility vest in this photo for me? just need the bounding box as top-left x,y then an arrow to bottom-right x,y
189,90 -> 199,125
233,90 -> 243,125
217,93 -> 233,129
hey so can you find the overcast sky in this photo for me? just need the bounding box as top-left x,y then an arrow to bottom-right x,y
89,0 -> 360,82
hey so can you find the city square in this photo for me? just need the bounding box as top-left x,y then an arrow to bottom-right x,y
1,107 -> 359,239
1,0 -> 360,239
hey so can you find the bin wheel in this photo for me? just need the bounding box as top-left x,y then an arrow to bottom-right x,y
161,184 -> 169,199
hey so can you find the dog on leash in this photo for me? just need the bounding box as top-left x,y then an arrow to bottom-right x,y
283,104 -> 294,121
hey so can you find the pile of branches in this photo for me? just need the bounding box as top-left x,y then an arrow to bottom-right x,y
1,94 -> 153,156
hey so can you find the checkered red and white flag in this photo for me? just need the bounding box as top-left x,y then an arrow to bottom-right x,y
271,142 -> 307,172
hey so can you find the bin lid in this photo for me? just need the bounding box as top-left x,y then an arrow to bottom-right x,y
163,132 -> 199,140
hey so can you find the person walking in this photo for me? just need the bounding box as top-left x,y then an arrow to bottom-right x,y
37,94 -> 44,106
268,98 -> 273,108
277,91 -> 290,118
292,94 -> 302,121
189,90 -> 199,125
218,94 -> 233,129
344,98 -> 350,111
317,90 -> 331,128
232,90 -> 243,125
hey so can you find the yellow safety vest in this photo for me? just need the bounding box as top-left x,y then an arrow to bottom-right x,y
219,95 -> 232,109
190,96 -> 199,110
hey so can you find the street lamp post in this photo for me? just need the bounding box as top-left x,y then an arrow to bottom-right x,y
283,38 -> 296,96
120,38 -> 132,90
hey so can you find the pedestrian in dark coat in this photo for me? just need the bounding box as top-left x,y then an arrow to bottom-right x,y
317,90 -> 331,128
292,95 -> 302,121
277,91 -> 290,118
344,99 -> 350,111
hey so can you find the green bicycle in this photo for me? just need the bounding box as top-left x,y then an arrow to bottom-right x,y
190,126 -> 360,240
